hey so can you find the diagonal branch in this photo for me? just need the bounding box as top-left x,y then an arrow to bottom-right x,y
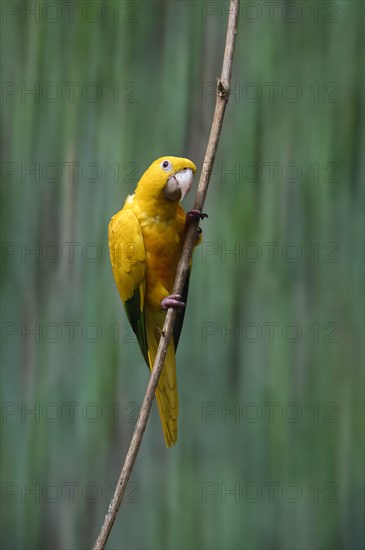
93,2 -> 239,548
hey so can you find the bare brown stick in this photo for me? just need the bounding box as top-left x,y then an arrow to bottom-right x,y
93,2 -> 239,548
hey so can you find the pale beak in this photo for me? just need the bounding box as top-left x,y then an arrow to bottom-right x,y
163,168 -> 194,202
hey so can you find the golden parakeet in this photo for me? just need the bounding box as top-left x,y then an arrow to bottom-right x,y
108,156 -> 205,447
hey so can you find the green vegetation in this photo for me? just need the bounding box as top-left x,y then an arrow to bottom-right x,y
1,1 -> 363,549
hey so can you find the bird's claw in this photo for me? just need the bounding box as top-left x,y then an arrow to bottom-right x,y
186,209 -> 208,224
161,294 -> 186,311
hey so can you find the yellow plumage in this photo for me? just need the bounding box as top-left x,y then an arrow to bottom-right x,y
108,156 -> 199,447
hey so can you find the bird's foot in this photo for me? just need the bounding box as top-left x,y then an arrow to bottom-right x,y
186,209 -> 208,224
161,294 -> 186,311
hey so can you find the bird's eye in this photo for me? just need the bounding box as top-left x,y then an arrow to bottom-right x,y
161,160 -> 172,171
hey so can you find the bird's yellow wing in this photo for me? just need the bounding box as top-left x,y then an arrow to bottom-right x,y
109,207 -> 178,446
108,208 -> 148,363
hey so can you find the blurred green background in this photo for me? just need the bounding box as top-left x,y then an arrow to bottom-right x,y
1,1 -> 364,549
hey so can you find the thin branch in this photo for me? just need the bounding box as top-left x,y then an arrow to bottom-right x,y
93,2 -> 240,548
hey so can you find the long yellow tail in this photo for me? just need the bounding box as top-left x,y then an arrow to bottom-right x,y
146,312 -> 178,447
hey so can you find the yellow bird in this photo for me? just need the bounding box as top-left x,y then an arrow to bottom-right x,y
108,156 -> 205,447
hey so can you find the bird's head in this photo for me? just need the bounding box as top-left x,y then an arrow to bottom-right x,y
135,156 -> 197,204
